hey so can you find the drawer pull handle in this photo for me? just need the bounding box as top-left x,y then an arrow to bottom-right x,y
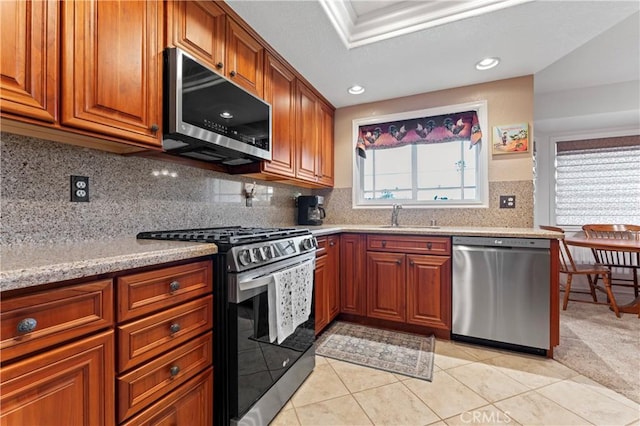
169,323 -> 181,334
382,241 -> 387,247
17,318 -> 37,333
169,365 -> 180,378
169,281 -> 180,293
427,242 -> 432,250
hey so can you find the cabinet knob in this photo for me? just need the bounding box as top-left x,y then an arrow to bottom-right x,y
427,242 -> 432,250
216,62 -> 223,69
169,280 -> 180,293
396,259 -> 402,265
169,323 -> 181,334
382,241 -> 387,247
410,260 -> 415,266
17,318 -> 37,333
230,70 -> 236,77
169,365 -> 180,378
150,123 -> 159,133
329,241 -> 335,246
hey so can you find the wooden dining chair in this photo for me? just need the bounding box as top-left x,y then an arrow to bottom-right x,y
582,224 -> 640,299
540,226 -> 620,317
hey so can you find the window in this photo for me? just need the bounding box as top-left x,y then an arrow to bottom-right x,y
554,135 -> 640,226
353,101 -> 488,208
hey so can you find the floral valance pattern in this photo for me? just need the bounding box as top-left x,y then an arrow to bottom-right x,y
356,110 -> 482,158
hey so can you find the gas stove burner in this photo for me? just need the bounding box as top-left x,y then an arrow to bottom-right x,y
137,226 -> 310,245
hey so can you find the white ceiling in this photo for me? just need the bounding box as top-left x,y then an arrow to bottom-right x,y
226,0 -> 639,108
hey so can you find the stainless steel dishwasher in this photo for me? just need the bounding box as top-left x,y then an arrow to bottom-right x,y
452,236 -> 550,354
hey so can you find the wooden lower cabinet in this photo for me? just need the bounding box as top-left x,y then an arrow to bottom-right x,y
406,254 -> 451,329
315,235 -> 340,334
367,251 -> 406,322
0,330 -> 115,426
364,235 -> 452,334
122,367 -> 213,426
340,234 -> 367,316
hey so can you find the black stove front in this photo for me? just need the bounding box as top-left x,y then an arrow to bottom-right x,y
137,226 -> 317,425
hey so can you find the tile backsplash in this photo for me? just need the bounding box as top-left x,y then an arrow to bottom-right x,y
0,133 -> 308,244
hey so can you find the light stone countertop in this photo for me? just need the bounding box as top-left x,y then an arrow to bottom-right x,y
308,224 -> 563,239
0,238 -> 218,292
1,225 -> 561,293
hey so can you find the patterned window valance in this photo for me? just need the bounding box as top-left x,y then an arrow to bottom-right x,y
356,110 -> 482,158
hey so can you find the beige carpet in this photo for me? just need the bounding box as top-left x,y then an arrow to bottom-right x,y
555,298 -> 640,403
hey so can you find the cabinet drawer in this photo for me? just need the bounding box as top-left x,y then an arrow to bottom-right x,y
117,332 -> 212,422
1,279 -> 113,361
121,367 -> 213,426
367,235 -> 451,255
118,260 -> 212,321
316,236 -> 328,257
118,295 -> 213,372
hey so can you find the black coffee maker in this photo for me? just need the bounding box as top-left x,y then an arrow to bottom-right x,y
297,195 -> 326,225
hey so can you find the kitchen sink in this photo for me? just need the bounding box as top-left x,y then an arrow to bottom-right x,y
378,225 -> 440,229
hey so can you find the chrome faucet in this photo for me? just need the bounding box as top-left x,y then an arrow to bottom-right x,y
391,204 -> 402,227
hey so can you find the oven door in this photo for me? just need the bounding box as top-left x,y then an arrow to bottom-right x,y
228,252 -> 316,420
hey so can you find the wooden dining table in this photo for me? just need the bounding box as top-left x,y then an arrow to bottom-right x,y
564,234 -> 640,315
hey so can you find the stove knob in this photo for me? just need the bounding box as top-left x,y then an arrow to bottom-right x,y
238,249 -> 252,266
263,246 -> 274,260
253,247 -> 265,262
301,237 -> 316,251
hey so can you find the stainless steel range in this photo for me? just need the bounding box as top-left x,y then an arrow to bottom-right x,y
137,227 -> 317,425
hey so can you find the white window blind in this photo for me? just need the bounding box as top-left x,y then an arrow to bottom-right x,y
555,136 -> 640,226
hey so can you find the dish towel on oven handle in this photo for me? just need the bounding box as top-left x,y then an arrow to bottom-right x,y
268,259 -> 314,344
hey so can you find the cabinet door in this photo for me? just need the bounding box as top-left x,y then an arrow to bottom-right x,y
121,367 -> 213,426
295,80 -> 318,182
226,19 -> 264,98
340,234 -> 366,316
314,254 -> 329,335
326,235 -> 341,320
406,254 -> 451,330
166,0 -> 226,72
367,251 -> 406,322
0,330 -> 115,426
317,100 -> 335,187
0,0 -> 58,123
263,53 -> 296,177
61,0 -> 162,147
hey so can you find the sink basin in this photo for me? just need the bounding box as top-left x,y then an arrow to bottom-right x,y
378,225 -> 440,229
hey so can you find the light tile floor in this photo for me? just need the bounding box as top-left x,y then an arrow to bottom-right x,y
271,339 -> 640,426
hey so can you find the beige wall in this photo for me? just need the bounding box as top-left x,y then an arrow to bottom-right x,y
333,76 -> 534,189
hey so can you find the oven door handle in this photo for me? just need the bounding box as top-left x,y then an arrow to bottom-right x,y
230,253 -> 316,303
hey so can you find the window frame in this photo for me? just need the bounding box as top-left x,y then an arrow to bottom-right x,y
351,100 -> 489,209
544,130 -> 640,231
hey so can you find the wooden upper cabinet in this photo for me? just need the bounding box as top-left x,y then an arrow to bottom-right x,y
0,0 -> 58,123
61,0 -> 163,147
166,0 -> 226,72
296,80 -> 319,182
317,100 -> 335,186
226,19 -> 264,98
263,53 -> 296,177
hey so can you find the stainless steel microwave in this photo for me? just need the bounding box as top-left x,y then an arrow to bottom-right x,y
163,47 -> 272,166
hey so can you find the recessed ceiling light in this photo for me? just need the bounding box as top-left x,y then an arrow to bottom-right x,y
475,57 -> 500,70
348,85 -> 365,95
220,111 -> 234,119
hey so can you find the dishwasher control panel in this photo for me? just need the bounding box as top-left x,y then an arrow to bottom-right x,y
452,236 -> 550,249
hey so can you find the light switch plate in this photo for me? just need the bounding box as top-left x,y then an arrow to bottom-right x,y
499,195 -> 516,208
